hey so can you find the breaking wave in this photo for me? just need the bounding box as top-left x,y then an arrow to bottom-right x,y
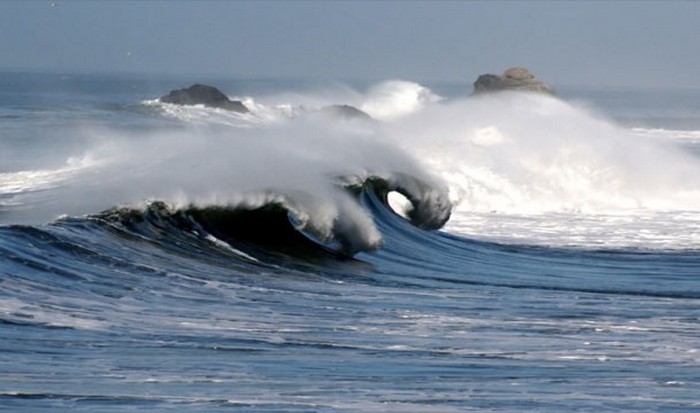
2,79 -> 700,250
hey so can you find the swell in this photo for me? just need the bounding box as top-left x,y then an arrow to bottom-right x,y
1,188 -> 699,307
362,189 -> 700,299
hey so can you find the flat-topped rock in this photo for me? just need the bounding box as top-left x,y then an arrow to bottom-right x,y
473,67 -> 555,95
160,84 -> 249,113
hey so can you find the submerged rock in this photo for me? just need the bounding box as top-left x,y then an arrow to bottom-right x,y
319,104 -> 372,121
160,84 -> 249,113
473,67 -> 555,95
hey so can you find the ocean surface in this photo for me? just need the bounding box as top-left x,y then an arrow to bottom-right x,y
1,71 -> 699,412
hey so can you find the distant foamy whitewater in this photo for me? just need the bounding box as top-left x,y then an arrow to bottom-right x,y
2,79 -> 700,250
373,90 -> 700,249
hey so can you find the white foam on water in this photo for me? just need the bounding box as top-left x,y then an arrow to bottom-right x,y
5,80 -> 700,250
375,91 -> 700,249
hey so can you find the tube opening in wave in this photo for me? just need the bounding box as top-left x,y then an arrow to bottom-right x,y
91,170 -> 453,262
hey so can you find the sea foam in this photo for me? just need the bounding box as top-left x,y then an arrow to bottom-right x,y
376,90 -> 700,248
3,80 -> 699,249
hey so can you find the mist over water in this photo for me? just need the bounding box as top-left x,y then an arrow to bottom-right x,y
2,79 -> 700,249
351,87 -> 699,248
1,93 -> 450,253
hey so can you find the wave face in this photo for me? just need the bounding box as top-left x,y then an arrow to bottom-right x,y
0,83 -> 451,255
1,73 -> 700,412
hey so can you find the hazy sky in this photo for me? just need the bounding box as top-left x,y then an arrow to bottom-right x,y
2,1 -> 699,88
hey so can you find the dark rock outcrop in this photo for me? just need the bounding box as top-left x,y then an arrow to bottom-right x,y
319,104 -> 372,121
160,84 -> 249,113
473,67 -> 555,95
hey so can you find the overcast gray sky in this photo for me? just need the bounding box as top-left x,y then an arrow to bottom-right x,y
1,1 -> 699,88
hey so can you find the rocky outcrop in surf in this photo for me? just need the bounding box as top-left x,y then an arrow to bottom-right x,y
160,84 -> 249,113
158,84 -> 369,121
318,105 -> 372,121
473,67 -> 555,95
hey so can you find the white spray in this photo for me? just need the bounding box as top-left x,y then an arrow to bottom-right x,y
379,90 -> 700,248
3,80 -> 699,250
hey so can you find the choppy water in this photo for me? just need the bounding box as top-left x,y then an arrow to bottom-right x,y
1,72 -> 699,412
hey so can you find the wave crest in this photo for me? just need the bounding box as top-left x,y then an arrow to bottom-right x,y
95,170 -> 451,258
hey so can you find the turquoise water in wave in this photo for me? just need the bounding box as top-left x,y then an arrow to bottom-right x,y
1,72 -> 699,412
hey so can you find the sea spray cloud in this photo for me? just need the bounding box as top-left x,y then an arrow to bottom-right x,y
1,113 -> 450,254
3,79 -> 699,250
360,80 -> 442,120
381,91 -> 700,215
